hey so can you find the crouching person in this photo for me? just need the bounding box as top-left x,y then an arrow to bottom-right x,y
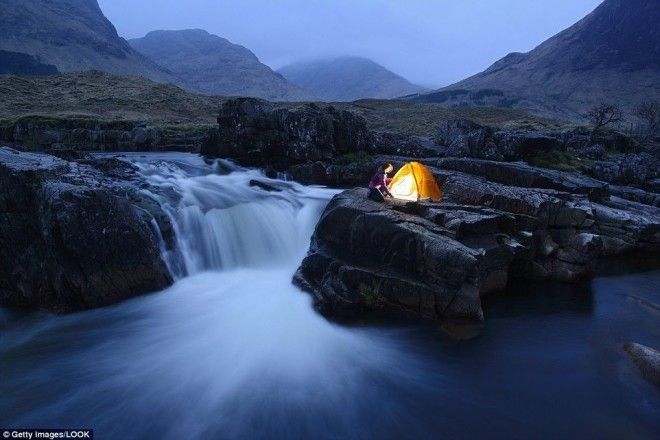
368,163 -> 394,202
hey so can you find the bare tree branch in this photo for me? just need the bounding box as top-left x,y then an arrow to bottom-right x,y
585,103 -> 623,141
634,101 -> 660,141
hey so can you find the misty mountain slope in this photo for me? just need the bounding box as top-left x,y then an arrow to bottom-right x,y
0,0 -> 176,83
278,57 -> 426,102
414,0 -> 660,120
129,29 -> 313,101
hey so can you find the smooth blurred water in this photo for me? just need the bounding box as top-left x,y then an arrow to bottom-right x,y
1,153 -> 659,439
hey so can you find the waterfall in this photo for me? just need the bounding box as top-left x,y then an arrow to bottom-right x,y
129,153 -> 336,276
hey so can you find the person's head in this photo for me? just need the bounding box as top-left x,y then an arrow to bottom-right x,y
382,163 -> 394,174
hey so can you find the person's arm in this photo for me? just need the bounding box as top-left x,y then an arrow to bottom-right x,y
378,173 -> 387,187
381,174 -> 393,196
381,175 -> 393,197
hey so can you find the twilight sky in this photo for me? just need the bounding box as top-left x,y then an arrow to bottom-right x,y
98,0 -> 603,88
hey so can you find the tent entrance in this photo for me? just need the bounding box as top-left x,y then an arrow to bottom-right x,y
389,162 -> 442,202
390,173 -> 419,201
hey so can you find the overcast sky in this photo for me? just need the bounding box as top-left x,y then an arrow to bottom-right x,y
98,0 -> 603,88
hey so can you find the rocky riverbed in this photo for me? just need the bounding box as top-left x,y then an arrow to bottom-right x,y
1,144 -> 659,391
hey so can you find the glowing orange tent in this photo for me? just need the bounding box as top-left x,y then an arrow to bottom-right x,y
389,162 -> 442,202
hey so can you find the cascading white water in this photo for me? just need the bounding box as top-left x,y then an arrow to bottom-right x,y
130,153 -> 335,276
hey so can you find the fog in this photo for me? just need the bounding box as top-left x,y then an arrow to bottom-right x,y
99,0 -> 602,88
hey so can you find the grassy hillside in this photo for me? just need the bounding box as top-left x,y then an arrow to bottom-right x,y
0,72 -> 561,132
0,71 -> 223,124
336,99 -> 565,137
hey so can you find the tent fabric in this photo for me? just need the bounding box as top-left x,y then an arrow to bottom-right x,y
389,162 -> 442,202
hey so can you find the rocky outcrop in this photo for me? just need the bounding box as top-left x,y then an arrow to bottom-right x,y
0,116 -> 213,152
207,98 -> 654,193
438,119 -> 559,161
207,100 -> 567,169
203,98 -> 374,169
0,147 -> 172,312
623,342 -> 660,386
293,189 -> 487,321
587,153 -> 660,186
295,159 -> 660,322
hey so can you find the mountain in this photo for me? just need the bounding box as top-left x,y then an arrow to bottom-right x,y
129,29 -> 312,101
0,0 -> 176,83
278,57 -> 427,102
0,50 -> 59,75
413,0 -> 660,120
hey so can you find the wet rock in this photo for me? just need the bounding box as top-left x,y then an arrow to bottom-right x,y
288,161 -> 329,185
296,158 -> 660,323
249,179 -> 282,192
0,147 -> 172,312
623,342 -> 660,386
294,189 -> 485,322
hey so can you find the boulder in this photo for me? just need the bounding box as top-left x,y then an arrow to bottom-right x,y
372,132 -> 441,158
288,161 -> 330,185
204,97 -> 374,169
623,342 -> 660,386
294,189 -> 485,322
0,147 -> 172,312
437,119 -> 560,161
249,179 -> 282,192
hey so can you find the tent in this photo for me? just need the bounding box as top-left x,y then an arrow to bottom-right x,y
389,162 -> 442,202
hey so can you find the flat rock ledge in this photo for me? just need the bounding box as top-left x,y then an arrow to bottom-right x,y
294,159 -> 660,323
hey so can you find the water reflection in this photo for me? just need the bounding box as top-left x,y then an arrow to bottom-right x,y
484,278 -> 595,319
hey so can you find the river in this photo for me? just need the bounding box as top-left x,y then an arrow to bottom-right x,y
1,153 -> 658,439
